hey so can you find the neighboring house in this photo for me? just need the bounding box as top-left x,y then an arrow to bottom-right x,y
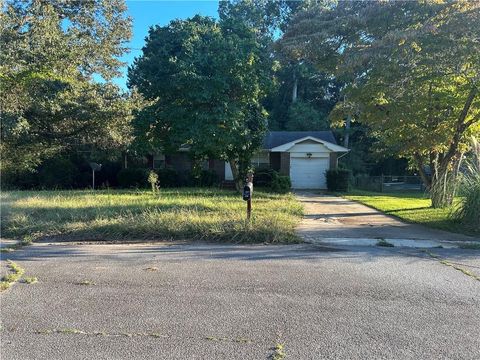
149,131 -> 349,189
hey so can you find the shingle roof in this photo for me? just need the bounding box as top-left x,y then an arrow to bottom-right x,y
263,131 -> 337,150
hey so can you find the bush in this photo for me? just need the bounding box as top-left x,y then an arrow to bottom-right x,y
117,168 -> 148,188
254,168 -> 276,187
326,169 -> 351,192
271,172 -> 291,193
1,153 -> 124,190
198,169 -> 219,187
37,157 -> 78,189
94,160 -> 122,188
156,168 -> 179,188
181,169 -> 219,187
2,169 -> 36,189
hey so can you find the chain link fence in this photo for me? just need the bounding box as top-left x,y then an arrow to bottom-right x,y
354,175 -> 427,193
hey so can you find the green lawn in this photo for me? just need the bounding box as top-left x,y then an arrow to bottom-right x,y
0,189 -> 303,243
343,190 -> 479,237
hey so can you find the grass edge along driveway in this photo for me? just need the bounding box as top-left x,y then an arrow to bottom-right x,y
342,190 -> 479,238
1,188 -> 303,244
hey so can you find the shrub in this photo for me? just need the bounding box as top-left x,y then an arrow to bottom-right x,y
94,161 -> 122,188
254,168 -> 276,187
198,169 -> 219,187
37,157 -> 77,189
117,168 -> 148,188
271,172 -> 291,193
183,169 -> 219,187
156,168 -> 179,188
1,169 -> 39,189
326,169 -> 351,192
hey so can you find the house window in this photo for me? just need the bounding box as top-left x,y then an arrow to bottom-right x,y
153,154 -> 165,169
252,152 -> 269,169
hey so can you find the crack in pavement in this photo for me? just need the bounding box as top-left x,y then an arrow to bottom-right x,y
422,250 -> 480,281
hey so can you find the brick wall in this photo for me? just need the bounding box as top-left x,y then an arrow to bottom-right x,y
279,152 -> 290,176
329,153 -> 338,169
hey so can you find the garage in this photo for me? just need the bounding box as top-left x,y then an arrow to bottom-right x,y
222,132 -> 349,188
290,156 -> 329,189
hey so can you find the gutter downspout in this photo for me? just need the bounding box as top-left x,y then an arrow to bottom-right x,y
336,151 -> 350,168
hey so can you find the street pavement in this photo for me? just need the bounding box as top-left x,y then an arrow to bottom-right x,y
1,242 -> 479,360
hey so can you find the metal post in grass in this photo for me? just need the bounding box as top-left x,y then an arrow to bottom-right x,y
89,162 -> 102,190
243,172 -> 254,220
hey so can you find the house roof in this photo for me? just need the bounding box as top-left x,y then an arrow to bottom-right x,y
263,131 -> 338,149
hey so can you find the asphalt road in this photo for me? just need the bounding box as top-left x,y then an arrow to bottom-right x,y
1,243 -> 479,360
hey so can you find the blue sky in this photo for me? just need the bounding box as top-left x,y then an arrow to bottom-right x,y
113,0 -> 220,90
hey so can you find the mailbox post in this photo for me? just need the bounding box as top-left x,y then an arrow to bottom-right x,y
242,172 -> 254,220
89,162 -> 102,190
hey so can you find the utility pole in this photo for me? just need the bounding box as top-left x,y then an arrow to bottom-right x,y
344,113 -> 351,149
344,94 -> 351,149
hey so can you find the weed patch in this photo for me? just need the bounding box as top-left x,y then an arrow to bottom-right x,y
75,280 -> 95,286
22,276 -> 38,284
271,343 -> 286,360
376,238 -> 394,247
0,260 -> 25,291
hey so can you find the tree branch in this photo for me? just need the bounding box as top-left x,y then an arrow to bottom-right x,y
440,85 -> 477,170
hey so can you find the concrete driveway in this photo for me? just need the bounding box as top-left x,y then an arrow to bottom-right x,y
296,193 -> 479,246
1,242 -> 479,360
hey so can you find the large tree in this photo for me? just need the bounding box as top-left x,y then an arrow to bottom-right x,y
219,1 -> 338,132
281,0 -> 480,207
0,0 -> 133,172
128,15 -> 272,190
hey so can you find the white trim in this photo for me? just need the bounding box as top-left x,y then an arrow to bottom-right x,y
269,136 -> 349,153
290,152 -> 329,158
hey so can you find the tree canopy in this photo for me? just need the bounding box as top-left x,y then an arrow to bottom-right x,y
128,14 -> 273,190
0,0 -> 134,172
281,0 -> 480,206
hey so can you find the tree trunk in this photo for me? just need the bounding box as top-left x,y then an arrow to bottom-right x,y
292,71 -> 298,103
414,153 -> 431,190
229,159 -> 243,192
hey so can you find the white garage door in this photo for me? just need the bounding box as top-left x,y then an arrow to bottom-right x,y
290,157 -> 329,189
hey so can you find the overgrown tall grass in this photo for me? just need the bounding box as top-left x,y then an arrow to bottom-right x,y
0,188 -> 303,243
453,138 -> 480,230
